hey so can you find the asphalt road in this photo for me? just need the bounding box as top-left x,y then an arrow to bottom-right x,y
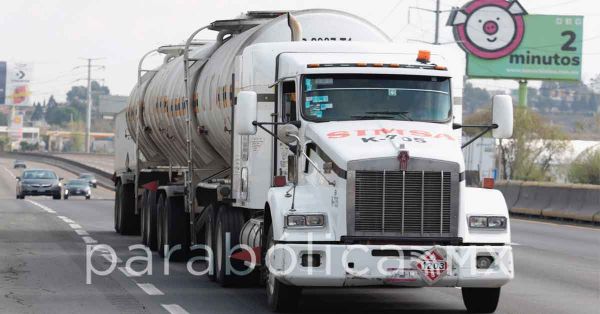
0,158 -> 598,313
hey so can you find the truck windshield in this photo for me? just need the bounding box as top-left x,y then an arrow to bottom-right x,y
301,74 -> 451,122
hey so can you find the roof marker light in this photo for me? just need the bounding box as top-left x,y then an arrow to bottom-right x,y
417,50 -> 431,64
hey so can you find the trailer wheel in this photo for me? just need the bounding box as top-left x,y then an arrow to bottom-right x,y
204,204 -> 217,281
265,226 -> 301,312
116,182 -> 140,235
114,181 -> 122,233
215,205 -> 245,286
462,287 -> 501,313
140,189 -> 149,245
157,193 -> 166,257
145,190 -> 159,251
159,194 -> 190,261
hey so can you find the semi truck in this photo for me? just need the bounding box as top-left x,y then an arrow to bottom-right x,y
113,9 -> 515,313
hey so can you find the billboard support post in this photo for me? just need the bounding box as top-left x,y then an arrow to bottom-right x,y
518,80 -> 528,107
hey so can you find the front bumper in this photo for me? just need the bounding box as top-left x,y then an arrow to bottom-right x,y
21,187 -> 61,196
267,243 -> 514,288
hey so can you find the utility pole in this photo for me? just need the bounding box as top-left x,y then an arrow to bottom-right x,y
86,58 -> 92,153
408,0 -> 447,45
75,58 -> 104,153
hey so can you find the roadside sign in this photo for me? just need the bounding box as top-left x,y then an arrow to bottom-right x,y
449,0 -> 583,81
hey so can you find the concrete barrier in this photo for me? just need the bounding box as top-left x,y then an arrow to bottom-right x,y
496,179 -> 600,223
570,186 -> 600,222
495,180 -> 521,209
541,184 -> 573,219
510,182 -> 545,216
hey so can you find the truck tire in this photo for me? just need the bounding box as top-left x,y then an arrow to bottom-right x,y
114,181 -> 122,233
145,190 -> 159,251
158,194 -> 190,261
462,287 -> 501,313
140,189 -> 149,245
215,205 -> 245,286
117,181 -> 140,235
265,226 -> 301,312
204,204 -> 217,281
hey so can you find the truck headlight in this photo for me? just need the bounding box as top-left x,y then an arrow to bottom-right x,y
286,214 -> 325,228
469,216 -> 507,229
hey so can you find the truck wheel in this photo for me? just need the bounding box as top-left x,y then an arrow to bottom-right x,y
204,204 -> 216,281
146,190 -> 159,251
160,195 -> 190,261
462,287 -> 501,313
64,195 -> 69,200
140,189 -> 149,245
215,206 -> 245,286
117,182 -> 140,235
53,194 -> 61,200
265,226 -> 301,312
157,193 -> 166,257
114,181 -> 121,232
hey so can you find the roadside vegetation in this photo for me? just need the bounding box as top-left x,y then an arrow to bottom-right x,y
568,146 -> 600,184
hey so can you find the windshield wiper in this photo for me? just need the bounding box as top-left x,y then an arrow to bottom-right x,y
365,111 -> 413,121
351,114 -> 396,120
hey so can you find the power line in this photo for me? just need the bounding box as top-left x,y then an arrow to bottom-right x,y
379,0 -> 406,25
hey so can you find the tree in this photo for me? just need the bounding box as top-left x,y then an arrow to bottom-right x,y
30,103 -> 44,121
45,106 -> 80,126
66,81 -> 110,118
463,82 -> 491,114
498,107 -> 571,181
568,146 -> 600,184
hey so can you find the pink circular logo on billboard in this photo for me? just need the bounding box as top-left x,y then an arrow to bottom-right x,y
449,0 -> 527,59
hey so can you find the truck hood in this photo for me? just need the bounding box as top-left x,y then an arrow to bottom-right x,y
305,120 -> 464,171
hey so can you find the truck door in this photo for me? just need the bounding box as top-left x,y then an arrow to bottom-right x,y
275,79 -> 297,182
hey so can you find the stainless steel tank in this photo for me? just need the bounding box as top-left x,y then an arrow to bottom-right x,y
125,9 -> 390,174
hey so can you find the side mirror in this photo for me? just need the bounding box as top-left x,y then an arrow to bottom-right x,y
277,124 -> 299,145
492,95 -> 513,139
234,91 -> 258,135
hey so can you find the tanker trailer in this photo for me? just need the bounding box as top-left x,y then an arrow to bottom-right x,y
114,9 -> 515,313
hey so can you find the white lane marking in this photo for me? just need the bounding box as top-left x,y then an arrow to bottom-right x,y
161,304 -> 190,314
102,253 -> 122,263
58,216 -> 75,223
69,223 -> 82,229
25,200 -> 57,213
75,229 -> 89,236
2,166 -> 16,179
511,242 -> 521,246
136,283 -> 164,296
118,267 -> 141,278
82,236 -> 97,244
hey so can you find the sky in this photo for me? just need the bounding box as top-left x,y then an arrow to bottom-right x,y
1,0 -> 599,103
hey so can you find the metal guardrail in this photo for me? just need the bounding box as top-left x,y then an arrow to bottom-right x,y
1,151 -> 115,191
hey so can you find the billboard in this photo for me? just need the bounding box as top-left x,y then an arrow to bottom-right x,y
8,112 -> 24,142
0,62 -> 33,106
448,0 -> 583,81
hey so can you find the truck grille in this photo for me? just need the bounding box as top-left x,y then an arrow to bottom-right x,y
354,170 -> 452,236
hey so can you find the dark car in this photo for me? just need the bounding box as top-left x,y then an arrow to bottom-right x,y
64,179 -> 91,200
78,173 -> 97,188
16,169 -> 62,200
13,160 -> 26,169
